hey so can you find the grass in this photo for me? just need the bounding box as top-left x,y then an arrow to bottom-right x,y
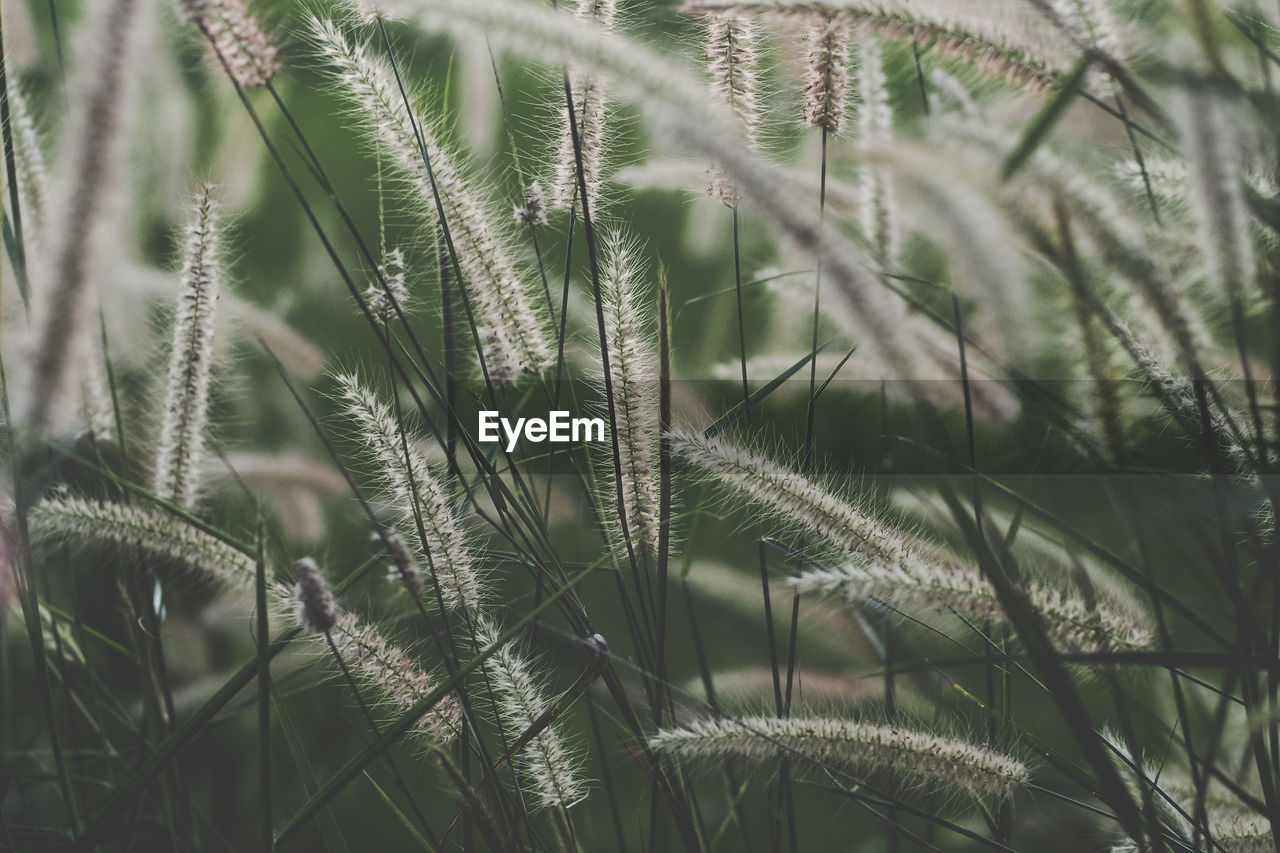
5,0 -> 1280,850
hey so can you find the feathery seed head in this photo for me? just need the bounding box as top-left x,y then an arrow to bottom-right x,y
857,39 -> 898,267
348,1 -> 401,23
295,557 -> 338,634
514,182 -> 548,229
382,531 -> 423,600
476,617 -> 587,808
802,14 -> 850,133
177,0 -> 279,87
335,372 -> 483,611
366,247 -> 407,322
22,0 -> 143,433
6,74 -> 48,240
599,233 -> 662,564
154,185 -> 223,510
652,716 -> 1029,803
1172,79 -> 1256,300
703,12 -> 759,203
672,431 -> 1152,653
30,496 -> 257,592
549,0 -> 617,211
330,611 -> 463,744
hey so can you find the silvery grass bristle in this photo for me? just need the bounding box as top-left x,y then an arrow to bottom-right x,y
474,617 -> 587,809
1045,0 -> 1124,60
5,74 -> 48,241
22,0 -> 144,434
366,246 -> 408,323
176,0 -> 280,88
1171,77 -> 1256,301
310,18 -> 552,383
701,10 -> 760,203
550,0 -> 617,212
598,232 -> 662,565
651,716 -> 1029,804
670,430 -> 1154,653
802,13 -> 850,133
335,372 -> 483,612
154,186 -> 223,511
679,0 -> 1080,91
856,37 -> 898,269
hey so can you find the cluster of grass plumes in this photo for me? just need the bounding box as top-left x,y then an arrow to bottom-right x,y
671,430 -> 1154,654
13,0 -> 1280,849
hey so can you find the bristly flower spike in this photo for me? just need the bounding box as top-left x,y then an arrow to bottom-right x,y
366,247 -> 407,323
550,0 -> 617,212
295,557 -> 338,634
652,716 -> 1029,803
22,0 -> 143,433
598,232 -> 661,563
382,531 -> 424,600
802,13 -> 850,133
335,372 -> 483,612
514,183 -> 548,229
154,186 -> 223,511
476,617 -> 587,809
857,38 -> 898,268
177,0 -> 280,88
704,11 -> 759,203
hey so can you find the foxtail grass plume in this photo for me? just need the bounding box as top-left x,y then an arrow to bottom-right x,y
366,247 -> 407,322
154,186 -> 223,510
5,75 -> 48,239
30,495 -> 257,592
279,558 -> 463,745
857,38 -> 898,268
335,373 -> 483,612
177,0 -> 280,88
652,716 -> 1029,803
598,233 -> 661,564
311,19 -> 552,383
701,11 -> 760,203
475,617 -> 587,809
514,183 -> 548,229
325,609 -> 463,744
383,531 -> 424,600
23,0 -> 144,433
550,0 -> 617,212
294,557 -> 339,633
671,431 -> 1153,653
1172,80 -> 1256,300
1045,0 -> 1124,62
802,14 -> 850,133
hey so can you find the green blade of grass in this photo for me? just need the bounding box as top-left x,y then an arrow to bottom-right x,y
704,343 -> 832,439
